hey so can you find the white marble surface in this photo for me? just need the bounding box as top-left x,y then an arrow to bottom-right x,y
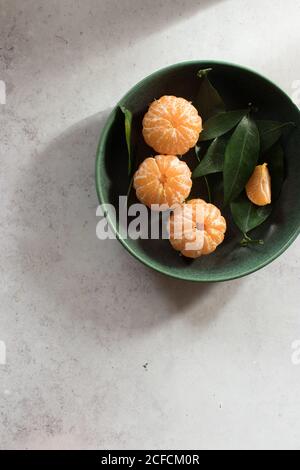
0,0 -> 300,450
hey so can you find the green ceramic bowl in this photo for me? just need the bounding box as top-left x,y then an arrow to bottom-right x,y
96,61 -> 300,282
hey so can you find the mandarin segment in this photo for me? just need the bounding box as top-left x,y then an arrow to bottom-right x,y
142,95 -> 203,155
246,163 -> 272,206
133,155 -> 192,210
168,199 -> 227,258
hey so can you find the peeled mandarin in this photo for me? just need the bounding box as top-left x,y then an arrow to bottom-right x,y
142,95 -> 202,155
246,163 -> 272,206
133,155 -> 192,210
168,199 -> 227,259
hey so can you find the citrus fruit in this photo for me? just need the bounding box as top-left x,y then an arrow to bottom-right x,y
142,95 -> 203,155
133,155 -> 192,210
246,163 -> 272,206
168,199 -> 227,258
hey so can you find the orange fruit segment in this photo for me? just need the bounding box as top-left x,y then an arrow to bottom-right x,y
133,155 -> 192,210
142,95 -> 203,155
168,199 -> 227,258
246,163 -> 272,206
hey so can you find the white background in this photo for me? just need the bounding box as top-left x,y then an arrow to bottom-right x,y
0,0 -> 300,450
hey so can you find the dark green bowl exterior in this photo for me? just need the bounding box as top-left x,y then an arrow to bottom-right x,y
96,61 -> 300,282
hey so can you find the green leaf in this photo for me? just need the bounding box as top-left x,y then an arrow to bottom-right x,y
264,143 -> 285,201
257,120 -> 295,153
120,105 -> 133,176
231,194 -> 272,235
195,68 -> 226,121
193,136 -> 227,179
199,109 -> 249,141
224,115 -> 260,206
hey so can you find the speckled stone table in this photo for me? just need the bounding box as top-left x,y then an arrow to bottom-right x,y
0,0 -> 300,450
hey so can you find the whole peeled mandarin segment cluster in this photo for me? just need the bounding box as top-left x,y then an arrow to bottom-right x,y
246,163 -> 272,206
169,199 -> 227,259
142,96 -> 203,155
133,155 -> 192,209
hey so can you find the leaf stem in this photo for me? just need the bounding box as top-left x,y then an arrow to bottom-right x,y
240,233 -> 264,247
203,176 -> 212,203
127,176 -> 133,198
197,68 -> 213,79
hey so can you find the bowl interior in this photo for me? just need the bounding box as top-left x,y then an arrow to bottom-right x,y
96,61 -> 300,281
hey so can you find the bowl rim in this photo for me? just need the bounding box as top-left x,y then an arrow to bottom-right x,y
95,60 -> 300,282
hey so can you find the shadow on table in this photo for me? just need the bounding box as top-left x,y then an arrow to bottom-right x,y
1,0 -> 226,69
87,0 -> 225,50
